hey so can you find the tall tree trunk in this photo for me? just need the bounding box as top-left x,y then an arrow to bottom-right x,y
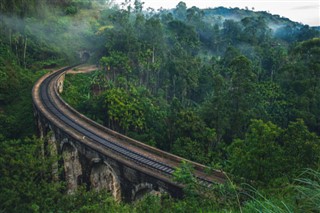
152,45 -> 155,63
24,36 -> 27,69
15,42 -> 19,65
9,29 -> 12,49
146,63 -> 149,86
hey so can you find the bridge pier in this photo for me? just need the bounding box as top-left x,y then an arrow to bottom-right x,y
61,141 -> 83,194
33,108 -> 45,138
46,131 -> 59,181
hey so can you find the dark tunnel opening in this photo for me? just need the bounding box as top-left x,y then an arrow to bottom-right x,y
81,52 -> 90,62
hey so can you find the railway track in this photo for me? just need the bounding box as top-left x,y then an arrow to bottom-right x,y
36,65 -> 226,187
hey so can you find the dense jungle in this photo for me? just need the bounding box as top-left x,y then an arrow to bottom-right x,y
0,0 -> 320,212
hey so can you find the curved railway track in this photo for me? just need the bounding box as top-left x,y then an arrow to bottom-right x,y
34,65 -> 226,188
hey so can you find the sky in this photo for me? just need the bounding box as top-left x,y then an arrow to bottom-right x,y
114,0 -> 320,26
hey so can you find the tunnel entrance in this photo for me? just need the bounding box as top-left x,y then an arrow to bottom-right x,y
81,52 -> 90,62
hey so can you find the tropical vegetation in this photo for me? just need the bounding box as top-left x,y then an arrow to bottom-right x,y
0,0 -> 319,212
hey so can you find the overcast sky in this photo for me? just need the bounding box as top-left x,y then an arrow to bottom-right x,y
114,0 -> 320,26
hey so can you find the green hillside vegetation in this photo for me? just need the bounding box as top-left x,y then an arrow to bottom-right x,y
1,0 -> 320,212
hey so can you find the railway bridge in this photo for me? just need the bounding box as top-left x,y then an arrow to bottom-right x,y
32,65 -> 226,202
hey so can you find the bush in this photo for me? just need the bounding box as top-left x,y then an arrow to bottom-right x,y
65,6 -> 78,15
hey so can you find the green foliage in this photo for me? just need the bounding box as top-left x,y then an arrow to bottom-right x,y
102,85 -> 156,133
228,55 -> 256,138
0,40 -> 38,138
61,73 -> 92,108
279,38 -> 320,132
0,136 -> 131,213
173,161 -> 196,186
100,51 -> 131,81
65,5 -> 78,15
228,120 -> 284,185
228,119 -> 320,185
172,137 -> 207,164
170,109 -> 218,163
53,188 -> 131,213
253,82 -> 288,126
0,137 -> 64,212
282,119 -> 320,174
168,20 -> 200,52
173,161 -> 242,211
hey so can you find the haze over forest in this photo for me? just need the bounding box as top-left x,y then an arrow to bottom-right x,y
114,0 -> 320,26
0,0 -> 320,212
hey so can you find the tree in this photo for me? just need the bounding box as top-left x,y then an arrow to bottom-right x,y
172,137 -> 207,163
103,87 -> 145,132
174,1 -> 187,21
201,72 -> 230,144
167,20 -> 200,54
222,19 -> 242,46
186,6 -> 204,25
173,161 -> 197,195
100,51 -> 131,82
207,23 -> 221,53
240,16 -> 271,44
139,16 -> 164,92
228,120 -> 284,185
228,55 -> 256,139
282,119 -> 320,174
170,109 -> 217,163
253,82 -> 288,127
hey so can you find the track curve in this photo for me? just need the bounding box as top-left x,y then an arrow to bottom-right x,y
32,65 -> 226,188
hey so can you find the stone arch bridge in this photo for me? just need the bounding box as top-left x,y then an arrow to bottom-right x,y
32,65 -> 226,202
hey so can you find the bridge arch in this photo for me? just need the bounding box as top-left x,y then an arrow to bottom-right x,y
61,141 -> 82,194
90,159 -> 121,202
131,182 -> 166,201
